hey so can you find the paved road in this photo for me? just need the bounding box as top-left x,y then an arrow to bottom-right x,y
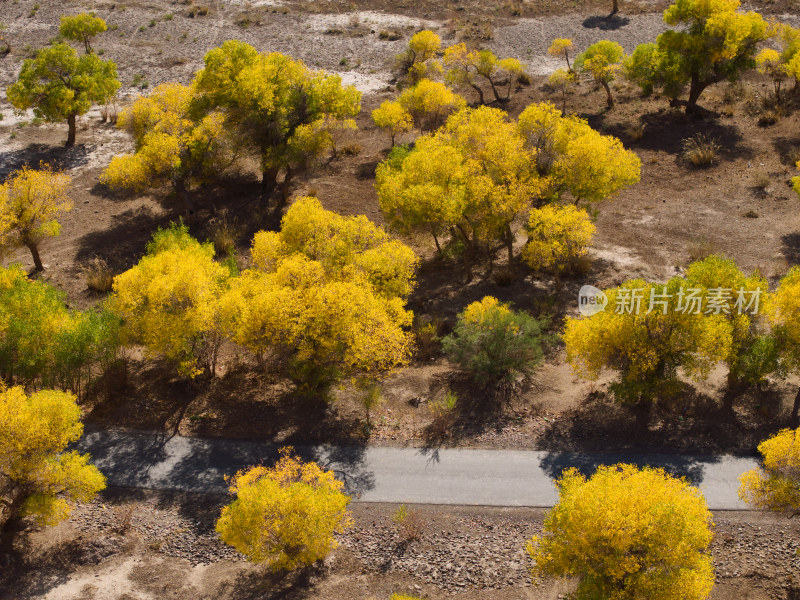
75,428 -> 760,510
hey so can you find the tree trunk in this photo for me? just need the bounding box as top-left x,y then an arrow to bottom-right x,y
504,224 -> 514,269
174,177 -> 196,222
611,0 -> 619,14
260,164 -> 279,205
66,113 -> 77,147
0,487 -> 26,551
565,52 -> 571,73
561,90 -> 567,116
601,80 -> 614,109
686,76 -> 705,112
470,83 -> 485,105
279,167 -> 294,206
24,240 -> 43,271
487,76 -> 503,104
791,387 -> 800,428
432,231 -> 442,257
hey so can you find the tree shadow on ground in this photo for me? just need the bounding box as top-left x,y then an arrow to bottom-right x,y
0,143 -> 92,178
588,109 -> 754,161
536,381 -> 794,457
418,371 -> 528,451
782,233 -> 800,266
582,14 -> 630,30
74,205 -> 175,271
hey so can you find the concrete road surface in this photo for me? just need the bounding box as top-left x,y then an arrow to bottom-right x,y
76,428 -> 760,509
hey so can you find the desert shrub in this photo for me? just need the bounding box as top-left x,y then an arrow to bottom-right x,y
207,215 -> 240,257
443,297 -> 548,385
681,133 -> 719,168
392,504 -> 426,541
413,318 -> 442,361
84,257 -> 115,293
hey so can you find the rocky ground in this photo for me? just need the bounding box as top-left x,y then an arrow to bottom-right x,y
1,490 -> 798,599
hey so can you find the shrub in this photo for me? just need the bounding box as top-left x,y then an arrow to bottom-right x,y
443,297 -> 548,384
392,504 -> 426,542
522,204 -> 595,273
681,133 -> 719,168
413,318 -> 441,361
84,257 -> 115,293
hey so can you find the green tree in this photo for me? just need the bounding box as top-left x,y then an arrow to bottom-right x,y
192,41 -> 361,206
59,13 -> 107,54
7,43 -> 120,146
216,448 -> 352,571
443,296 -> 548,385
0,386 -> 106,541
739,427 -> 800,515
630,0 -> 770,111
0,265 -> 120,394
574,40 -> 624,109
528,464 -> 715,600
0,164 -> 72,271
110,224 -> 231,378
684,255 -> 773,394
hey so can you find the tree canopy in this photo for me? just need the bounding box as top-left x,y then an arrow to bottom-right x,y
528,464 -> 715,600
7,43 -> 120,146
216,448 -> 352,571
0,386 -> 106,535
59,13 -> 107,54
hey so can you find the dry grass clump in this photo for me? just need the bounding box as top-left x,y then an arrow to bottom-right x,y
681,133 -> 719,168
84,257 -> 115,293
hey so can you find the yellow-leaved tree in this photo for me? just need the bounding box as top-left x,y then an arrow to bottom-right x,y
59,13 -> 107,54
215,447 -> 352,571
397,79 -> 467,132
626,0 -> 770,111
684,255 -> 774,394
192,41 -> 361,206
442,43 -> 526,104
395,30 -> 442,84
517,102 -> 641,205
563,278 -> 732,406
221,197 -> 417,396
376,105 -> 540,279
0,164 -> 72,271
0,386 -> 106,540
372,100 -> 413,147
548,38 -> 574,72
522,204 -> 595,273
101,82 -> 237,215
739,427 -> 800,515
110,223 -> 231,378
528,464 -> 715,600
766,266 -> 800,424
574,40 -> 625,109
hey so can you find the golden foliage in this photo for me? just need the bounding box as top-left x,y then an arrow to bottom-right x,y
739,427 -> 800,512
0,164 -> 72,269
523,204 -> 595,272
0,386 -> 106,527
528,464 -> 714,600
398,79 -> 467,132
110,224 -> 231,378
215,448 -> 352,571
